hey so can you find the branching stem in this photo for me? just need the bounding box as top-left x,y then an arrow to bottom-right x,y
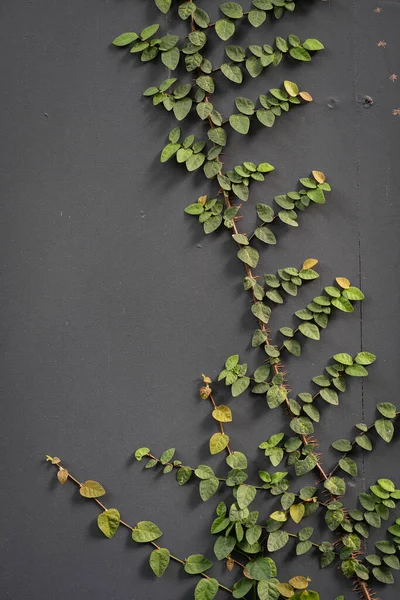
49,459 -> 233,593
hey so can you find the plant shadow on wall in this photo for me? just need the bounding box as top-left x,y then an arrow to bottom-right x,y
46,2 -> 400,600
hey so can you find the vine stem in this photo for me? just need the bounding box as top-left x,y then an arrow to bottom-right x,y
50,459 -> 233,594
220,191 -> 376,600
221,190 -> 329,482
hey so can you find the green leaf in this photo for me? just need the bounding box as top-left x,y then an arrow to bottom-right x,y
332,297 -> 354,312
290,416 -> 314,435
235,97 -> 255,115
229,114 -> 250,134
220,2 -> 243,18
196,75 -> 215,94
299,527 -> 314,541
295,455 -> 318,477
278,210 -> 298,227
267,289 -> 283,303
248,9 -> 266,27
97,509 -> 120,538
209,432 -> 230,454
132,521 -> 162,543
143,87 -> 159,97
267,530 -> 289,552
296,541 -> 312,555
366,555 -> 382,566
208,127 -> 226,146
284,339 -> 301,356
355,435 -> 372,451
254,227 -> 276,244
302,38 -> 325,51
214,535 -> 236,560
246,557 -> 277,580
324,476 -> 346,496
80,480 -> 105,498
199,477 -> 219,501
256,203 -> 274,222
375,540 -> 396,554
220,63 -> 243,83
160,143 -> 180,162
320,388 -> 339,405
365,511 -> 381,528
176,466 -> 192,485
252,302 -> 271,324
377,478 -> 395,492
112,32 -> 138,46
237,246 -> 259,268
197,102 -> 214,120
195,464 -> 215,480
149,548 -> 170,577
168,127 -> 180,143
160,448 -> 175,464
275,36 -> 288,52
226,354 -> 239,369
232,183 -> 249,201
193,7 -> 210,28
130,41 -> 149,54
267,385 -> 286,409
298,322 -> 320,340
290,503 -> 305,523
203,215 -> 222,234
384,555 -> 400,569
332,439 -> 352,452
339,457 -> 358,476
155,0 -> 172,14
343,286 -> 365,300
179,2 -> 196,19
194,578 -> 219,600
372,566 -> 394,584
257,109 -> 275,127
320,548 -> 335,568
173,97 -> 192,121
246,525 -> 262,545
135,447 -> 150,460
299,269 -> 319,280
289,47 -> 311,61
140,24 -> 160,40
226,45 -> 246,62
325,509 -> 344,531
345,364 -> 368,377
252,329 -> 268,346
376,402 -> 397,419
232,376 -> 250,397
258,162 -> 275,173
233,578 -> 253,599
184,554 -> 213,574
257,581 -> 280,600
355,351 -> 376,365
375,419 -> 394,442
237,485 -> 257,508
283,80 -> 299,97
185,203 -> 204,215
162,47 -> 180,70
159,34 -> 179,51
215,19 -> 235,41
254,364 -> 270,382
226,451 -> 247,470
333,353 -> 353,365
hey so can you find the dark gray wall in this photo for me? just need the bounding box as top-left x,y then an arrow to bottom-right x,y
1,0 -> 399,598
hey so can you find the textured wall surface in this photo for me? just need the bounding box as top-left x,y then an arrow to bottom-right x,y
1,0 -> 399,598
